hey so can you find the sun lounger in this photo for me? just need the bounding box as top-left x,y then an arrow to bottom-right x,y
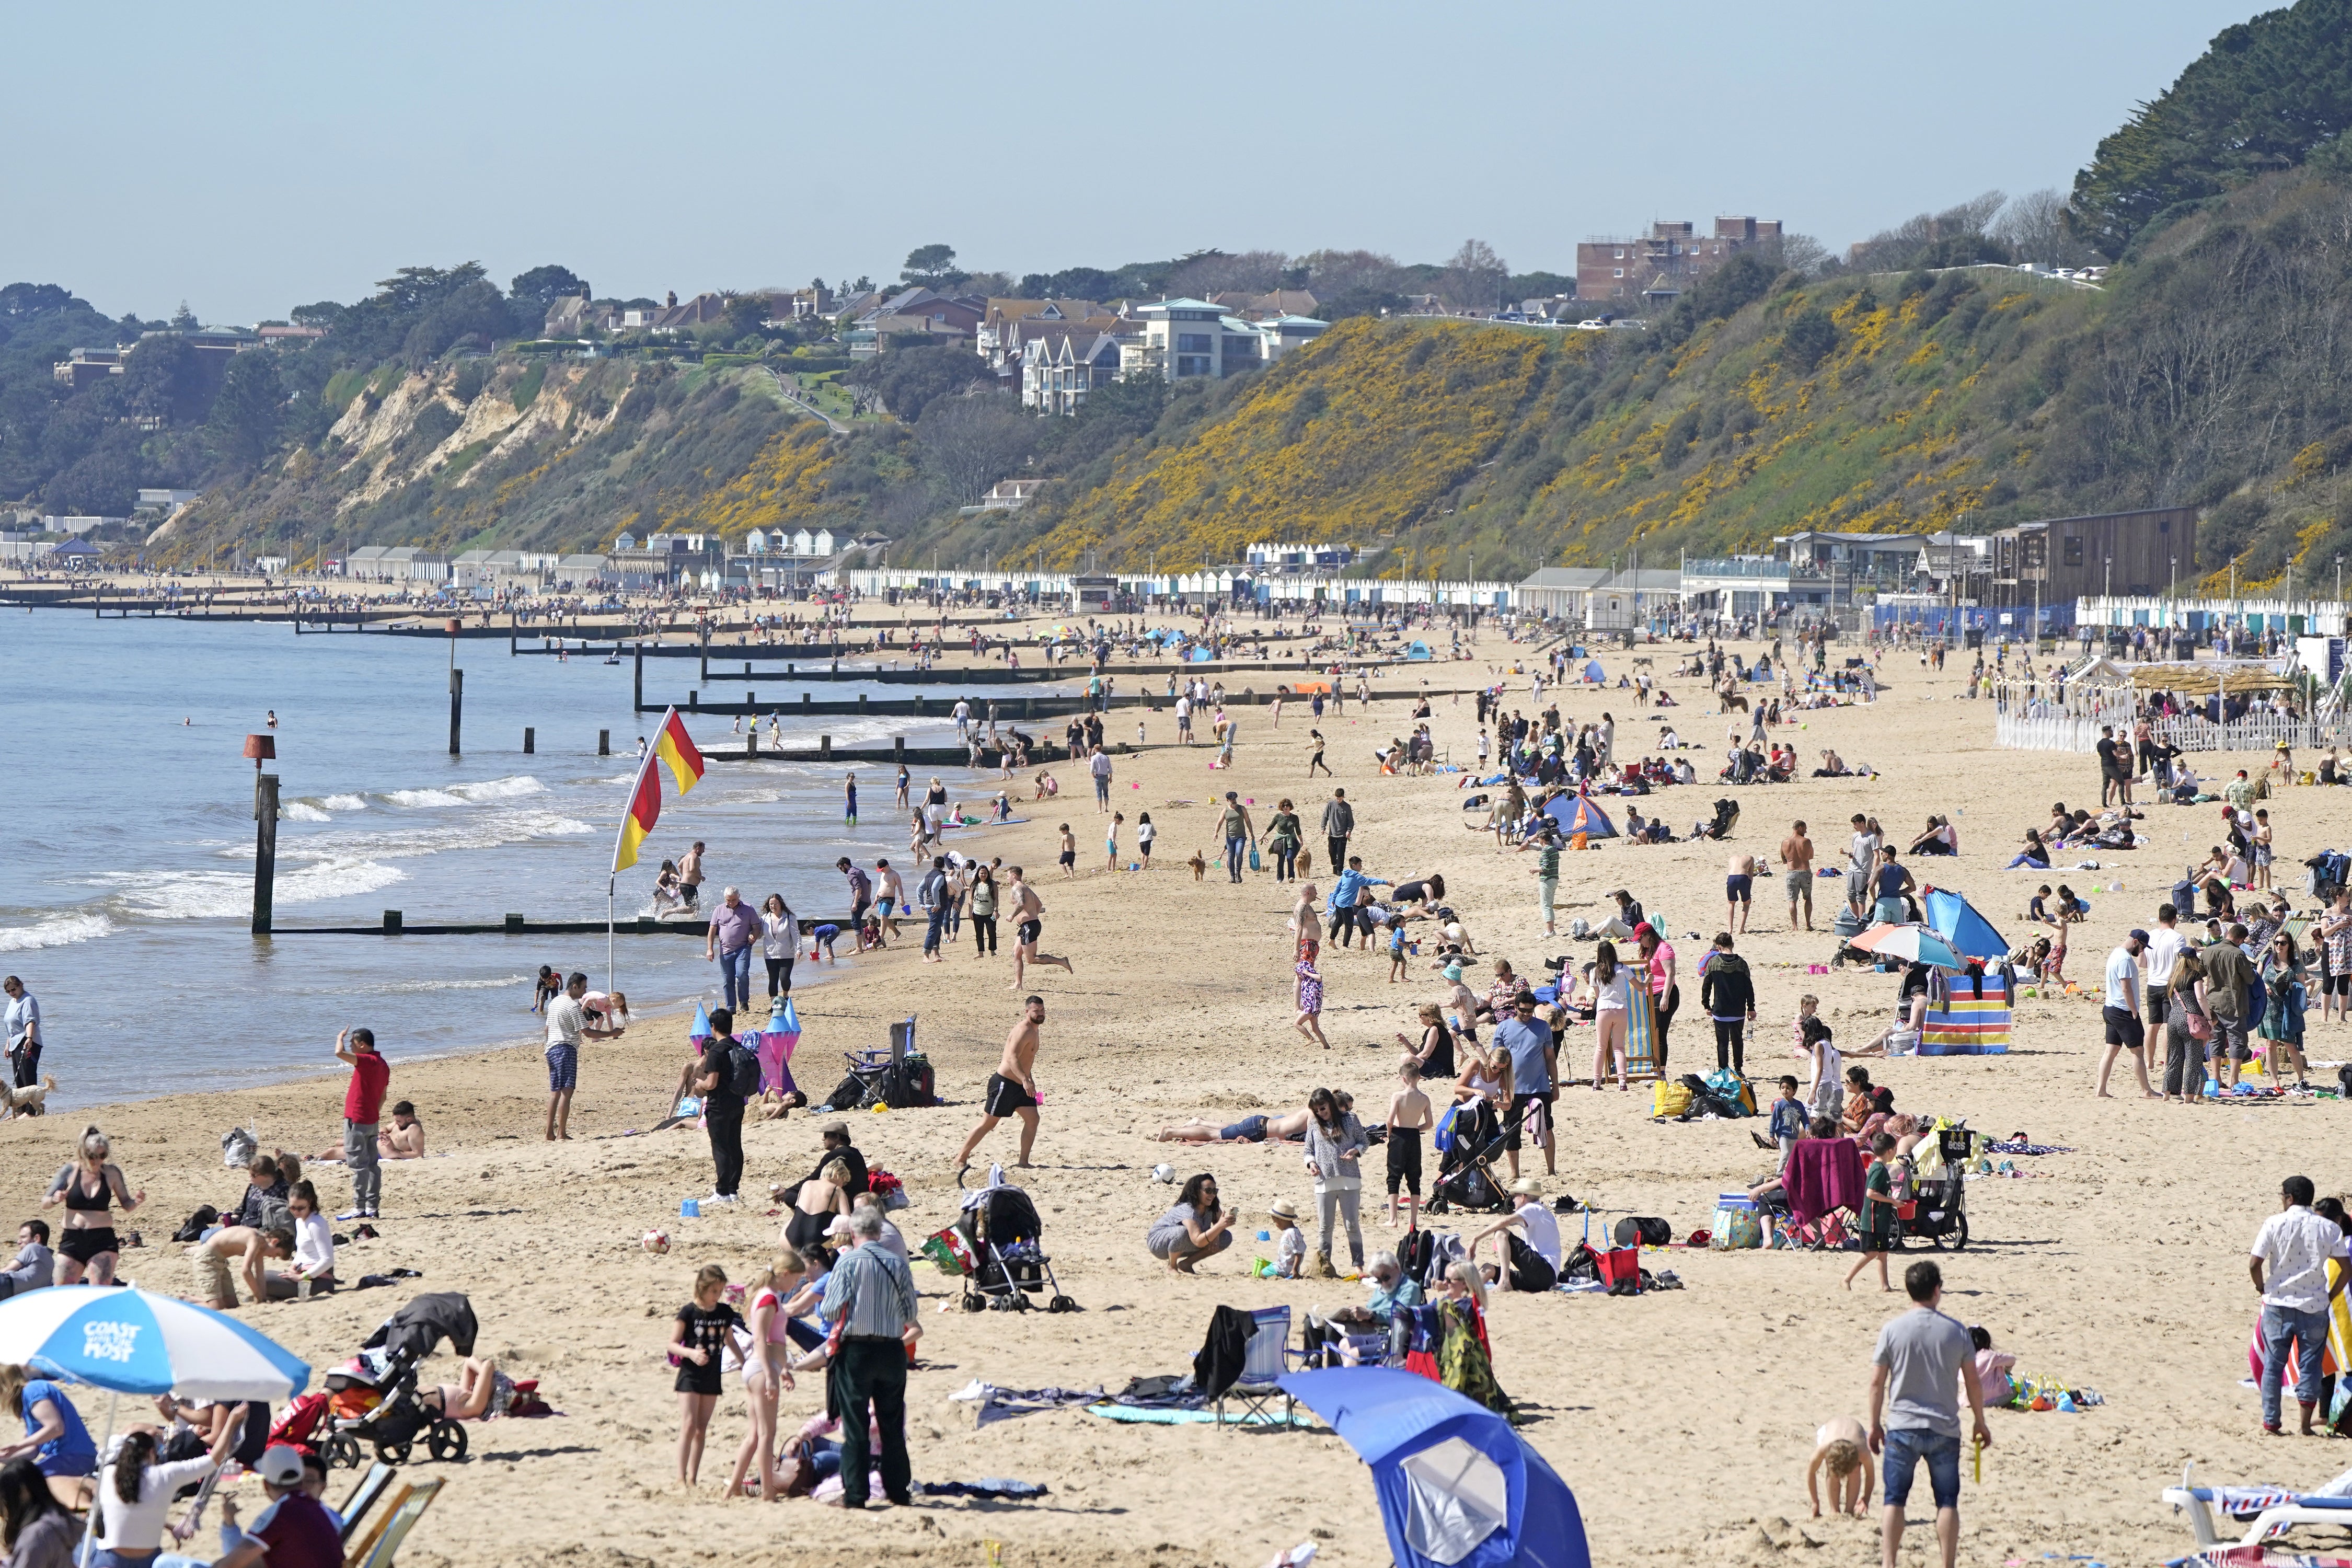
2165,1463 -> 2352,1550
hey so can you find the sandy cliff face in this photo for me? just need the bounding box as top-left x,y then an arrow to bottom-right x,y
326,363 -> 631,511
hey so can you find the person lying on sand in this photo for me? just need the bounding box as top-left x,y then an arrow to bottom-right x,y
1806,1415 -> 1874,1517
1154,1106 -> 1313,1143
421,1356 -> 515,1420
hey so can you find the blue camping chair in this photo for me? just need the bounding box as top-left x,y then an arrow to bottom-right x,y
1217,1305 -> 1296,1427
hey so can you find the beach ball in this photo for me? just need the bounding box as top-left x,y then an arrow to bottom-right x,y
642,1230 -> 670,1254
1152,1163 -> 1175,1183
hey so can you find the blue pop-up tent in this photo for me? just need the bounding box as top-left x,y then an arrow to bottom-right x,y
1923,886 -> 2009,962
1279,1368 -> 1590,1568
1542,794 -> 1618,838
1406,640 -> 1434,661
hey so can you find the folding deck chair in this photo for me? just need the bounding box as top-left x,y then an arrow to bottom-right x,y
1215,1305 -> 1295,1428
343,1475 -> 445,1568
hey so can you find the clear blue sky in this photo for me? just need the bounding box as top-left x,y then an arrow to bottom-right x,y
1,0 -> 2261,324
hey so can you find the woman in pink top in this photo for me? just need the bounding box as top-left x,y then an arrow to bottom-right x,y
724,1250 -> 806,1501
1636,924 -> 1679,1074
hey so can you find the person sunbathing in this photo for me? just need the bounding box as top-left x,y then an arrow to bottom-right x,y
753,1087 -> 809,1122
1806,1415 -> 1875,1517
421,1356 -> 515,1421
1154,1106 -> 1313,1144
377,1102 -> 424,1160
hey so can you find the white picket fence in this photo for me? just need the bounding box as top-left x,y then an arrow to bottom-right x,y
1995,705 -> 2343,754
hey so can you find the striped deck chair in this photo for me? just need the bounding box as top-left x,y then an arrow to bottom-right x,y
1623,984 -> 1665,1081
1919,970 -> 2011,1055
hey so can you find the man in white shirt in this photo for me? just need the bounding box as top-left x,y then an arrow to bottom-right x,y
1470,1178 -> 1562,1290
2251,1175 -> 2351,1434
2095,929 -> 2157,1099
543,972 -> 621,1143
1846,815 -> 1881,920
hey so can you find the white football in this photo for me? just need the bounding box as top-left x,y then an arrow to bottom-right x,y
641,1230 -> 670,1254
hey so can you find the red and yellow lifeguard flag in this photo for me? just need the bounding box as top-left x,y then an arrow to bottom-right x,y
653,707 -> 705,794
611,707 -> 706,873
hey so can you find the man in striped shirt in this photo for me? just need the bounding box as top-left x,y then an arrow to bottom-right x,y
820,1207 -> 920,1507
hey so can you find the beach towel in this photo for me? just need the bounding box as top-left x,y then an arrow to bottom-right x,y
1083,1403 -> 1311,1427
947,1382 -> 1104,1427
920,1478 -> 1051,1499
2248,1258 -> 2352,1386
1783,1138 -> 1866,1227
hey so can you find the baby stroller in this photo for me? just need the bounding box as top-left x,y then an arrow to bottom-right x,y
1899,1125 -> 1975,1251
1425,1099 -> 1514,1215
956,1180 -> 1076,1313
319,1344 -> 468,1466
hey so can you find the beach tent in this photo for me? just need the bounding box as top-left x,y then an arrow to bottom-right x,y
687,1002 -> 712,1042
1580,659 -> 1605,683
1922,887 -> 2009,963
1541,794 -> 1618,839
1406,641 -> 1434,661
1278,1368 -> 1590,1568
1190,647 -> 1214,662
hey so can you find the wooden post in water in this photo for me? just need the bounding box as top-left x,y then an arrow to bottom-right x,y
252,777 -> 278,935
633,644 -> 644,711
523,727 -> 535,754
448,667 -> 464,755
821,735 -> 832,759
699,628 -> 709,683
598,729 -> 610,755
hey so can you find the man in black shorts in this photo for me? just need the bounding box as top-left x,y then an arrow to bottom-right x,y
2095,928 -> 2157,1099
1002,867 -> 1073,990
955,995 -> 1045,1179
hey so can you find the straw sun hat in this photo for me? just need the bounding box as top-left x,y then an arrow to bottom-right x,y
1268,1198 -> 1301,1221
1509,1177 -> 1544,1197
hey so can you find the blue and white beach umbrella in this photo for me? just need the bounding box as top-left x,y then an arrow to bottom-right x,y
0,1286 -> 309,1401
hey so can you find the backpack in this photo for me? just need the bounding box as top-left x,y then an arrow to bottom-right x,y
171,1205 -> 220,1244
877,1054 -> 936,1110
724,1039 -> 763,1099
1612,1216 -> 1674,1248
1398,1226 -> 1436,1286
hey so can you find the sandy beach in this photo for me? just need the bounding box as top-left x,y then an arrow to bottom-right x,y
11,625 -> 2350,1568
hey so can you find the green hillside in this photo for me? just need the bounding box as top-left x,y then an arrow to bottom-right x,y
930,165 -> 2352,591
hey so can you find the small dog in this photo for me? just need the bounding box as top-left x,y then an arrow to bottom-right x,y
1187,849 -> 1209,881
0,1075 -> 57,1120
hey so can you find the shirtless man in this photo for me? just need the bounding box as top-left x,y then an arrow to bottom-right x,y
1781,820 -> 1816,932
1726,849 -> 1759,935
678,841 -> 706,911
1002,867 -> 1074,989
955,996 -> 1045,1177
1152,1105 -> 1315,1144
377,1102 -> 424,1159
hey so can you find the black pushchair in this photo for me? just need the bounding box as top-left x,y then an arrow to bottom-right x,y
321,1343 -> 468,1466
1425,1099 -> 1517,1215
956,1182 -> 1076,1313
1897,1125 -> 1975,1251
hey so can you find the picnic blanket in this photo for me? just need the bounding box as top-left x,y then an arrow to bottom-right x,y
1083,1403 -> 1314,1428
947,1381 -> 1105,1427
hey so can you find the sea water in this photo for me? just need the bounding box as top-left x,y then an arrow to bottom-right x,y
0,612 -> 1062,1106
